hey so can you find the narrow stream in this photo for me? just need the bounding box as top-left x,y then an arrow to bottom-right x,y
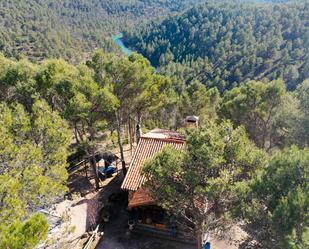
112,33 -> 133,56
112,33 -> 159,72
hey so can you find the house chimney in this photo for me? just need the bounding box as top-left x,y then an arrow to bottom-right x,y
185,116 -> 199,128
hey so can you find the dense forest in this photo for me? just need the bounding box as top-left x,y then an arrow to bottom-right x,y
0,49 -> 308,248
0,0 -> 208,62
0,1 -> 308,249
0,0 -> 293,63
124,1 -> 309,90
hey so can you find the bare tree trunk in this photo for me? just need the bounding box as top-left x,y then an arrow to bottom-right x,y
295,224 -> 304,246
74,122 -> 81,144
129,118 -> 133,151
126,123 -> 129,144
115,111 -> 127,176
88,125 -> 100,190
136,111 -> 142,143
75,124 -> 84,143
132,118 -> 135,144
84,161 -> 88,178
74,128 -> 79,144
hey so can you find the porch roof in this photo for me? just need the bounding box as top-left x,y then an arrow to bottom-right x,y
128,188 -> 156,209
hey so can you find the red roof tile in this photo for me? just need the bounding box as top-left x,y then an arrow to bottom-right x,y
121,129 -> 185,191
128,188 -> 156,208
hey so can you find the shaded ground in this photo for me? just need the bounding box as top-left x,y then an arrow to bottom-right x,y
68,171 -> 95,197
95,174 -> 244,249
96,199 -> 195,249
48,144 -> 247,249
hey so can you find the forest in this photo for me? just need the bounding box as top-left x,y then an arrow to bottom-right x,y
0,1 -> 308,249
0,49 -> 308,248
0,0 -> 208,62
124,1 -> 309,91
0,0 -> 293,63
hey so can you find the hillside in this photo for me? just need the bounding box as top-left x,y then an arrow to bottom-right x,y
0,0 -> 206,62
0,1 -> 309,249
124,1 -> 309,90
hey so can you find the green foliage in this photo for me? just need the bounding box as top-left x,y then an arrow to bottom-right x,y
179,81 -> 220,122
0,55 -> 39,110
0,213 -> 49,249
0,0 -> 206,62
0,50 -> 175,189
125,2 -> 309,90
0,100 -> 70,248
219,80 -> 301,150
89,50 -> 173,124
87,50 -> 175,175
294,79 -> 309,147
239,147 -> 309,248
143,121 -> 267,235
296,79 -> 309,113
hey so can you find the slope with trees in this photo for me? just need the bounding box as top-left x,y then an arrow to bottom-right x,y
0,27 -> 309,248
236,147 -> 309,248
124,1 -> 309,90
0,0 -> 206,62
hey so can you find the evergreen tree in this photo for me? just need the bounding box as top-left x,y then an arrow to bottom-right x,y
143,121 -> 266,249
0,100 -> 70,248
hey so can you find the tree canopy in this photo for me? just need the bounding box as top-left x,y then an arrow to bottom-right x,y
0,0 -> 208,62
143,121 -> 267,248
0,1 -> 308,244
219,79 -> 307,150
237,146 -> 309,248
124,1 -> 309,90
0,100 -> 70,249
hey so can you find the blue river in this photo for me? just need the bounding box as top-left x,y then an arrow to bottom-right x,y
112,33 -> 133,56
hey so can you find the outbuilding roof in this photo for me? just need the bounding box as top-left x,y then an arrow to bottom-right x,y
121,129 -> 185,191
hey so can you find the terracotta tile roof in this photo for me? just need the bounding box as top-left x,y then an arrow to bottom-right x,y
128,188 -> 156,209
121,129 -> 185,191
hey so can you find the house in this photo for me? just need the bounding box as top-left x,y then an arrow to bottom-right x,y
121,128 -> 195,242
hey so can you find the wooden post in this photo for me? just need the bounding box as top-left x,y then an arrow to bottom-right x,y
197,233 -> 203,249
90,155 -> 100,190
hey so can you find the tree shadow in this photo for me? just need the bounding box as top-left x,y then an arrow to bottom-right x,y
70,173 -> 127,233
68,170 -> 96,197
238,223 -> 277,249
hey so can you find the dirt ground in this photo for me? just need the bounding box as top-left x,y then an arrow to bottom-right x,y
93,167 -> 245,249
46,144 -> 247,249
95,171 -> 195,249
95,173 -> 245,249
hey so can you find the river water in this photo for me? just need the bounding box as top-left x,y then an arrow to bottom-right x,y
112,33 -> 159,72
112,33 -> 133,56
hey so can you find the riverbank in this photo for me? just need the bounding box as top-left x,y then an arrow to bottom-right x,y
112,33 -> 133,56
